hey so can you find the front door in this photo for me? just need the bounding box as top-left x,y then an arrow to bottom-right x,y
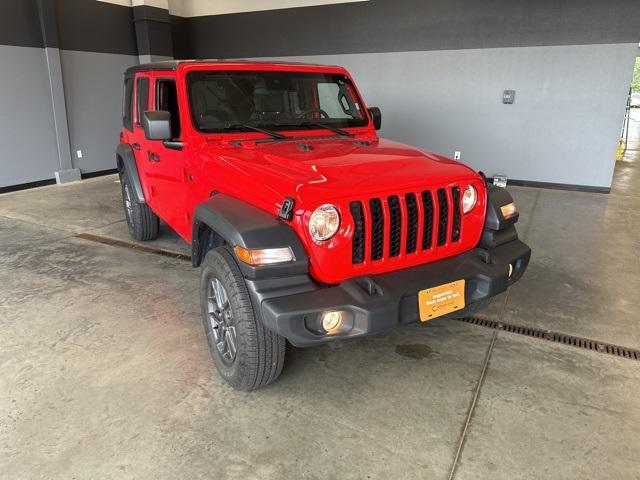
148,75 -> 190,238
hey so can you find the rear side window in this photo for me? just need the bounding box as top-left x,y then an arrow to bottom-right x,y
135,77 -> 150,126
123,77 -> 134,131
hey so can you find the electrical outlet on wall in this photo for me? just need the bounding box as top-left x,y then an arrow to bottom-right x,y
76,150 -> 83,159
454,151 -> 461,160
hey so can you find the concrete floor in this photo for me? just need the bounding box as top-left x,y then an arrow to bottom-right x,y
1,118 -> 640,479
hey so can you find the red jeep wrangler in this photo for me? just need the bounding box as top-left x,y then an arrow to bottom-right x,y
117,60 -> 530,390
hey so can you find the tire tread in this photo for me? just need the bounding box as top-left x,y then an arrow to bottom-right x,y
120,174 -> 159,241
201,247 -> 286,391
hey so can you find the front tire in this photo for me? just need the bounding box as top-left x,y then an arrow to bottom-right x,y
200,247 -> 286,391
120,173 -> 159,241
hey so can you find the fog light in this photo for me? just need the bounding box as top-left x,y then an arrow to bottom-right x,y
320,310 -> 344,333
508,263 -> 514,278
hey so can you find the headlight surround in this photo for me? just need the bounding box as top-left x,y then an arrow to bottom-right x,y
309,204 -> 340,241
462,185 -> 478,214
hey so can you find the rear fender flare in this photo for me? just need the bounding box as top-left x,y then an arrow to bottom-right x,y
116,143 -> 145,204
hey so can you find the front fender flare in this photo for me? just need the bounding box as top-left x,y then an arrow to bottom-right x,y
479,184 -> 519,249
192,194 -> 309,279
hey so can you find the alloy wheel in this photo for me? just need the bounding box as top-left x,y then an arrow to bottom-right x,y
206,278 -> 237,363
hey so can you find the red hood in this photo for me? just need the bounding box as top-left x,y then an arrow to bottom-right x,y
207,137 -> 480,205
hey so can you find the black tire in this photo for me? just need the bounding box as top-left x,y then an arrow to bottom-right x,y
447,298 -> 493,319
120,173 -> 159,241
200,246 -> 286,391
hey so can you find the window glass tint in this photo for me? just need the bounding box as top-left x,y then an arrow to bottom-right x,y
135,76 -> 149,126
187,70 -> 367,133
123,77 -> 134,131
156,79 -> 181,138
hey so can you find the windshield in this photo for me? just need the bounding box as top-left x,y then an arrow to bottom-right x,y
187,70 -> 368,133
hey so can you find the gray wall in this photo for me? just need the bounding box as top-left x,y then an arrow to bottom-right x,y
0,45 -> 60,186
265,43 -> 637,188
0,0 -> 140,189
180,0 -> 640,190
60,50 -> 138,173
2,0 -> 639,190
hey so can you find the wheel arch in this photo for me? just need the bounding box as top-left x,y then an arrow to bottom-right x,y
116,143 -> 146,204
191,194 -> 308,279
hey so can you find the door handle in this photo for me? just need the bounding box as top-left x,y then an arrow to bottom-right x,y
148,152 -> 160,162
131,143 -> 140,151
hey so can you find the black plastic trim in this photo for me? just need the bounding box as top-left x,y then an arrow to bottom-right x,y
260,239 -> 531,347
192,194 -> 309,279
484,184 -> 519,231
485,177 -> 611,194
116,143 -> 145,204
479,225 -> 518,249
124,59 -> 345,77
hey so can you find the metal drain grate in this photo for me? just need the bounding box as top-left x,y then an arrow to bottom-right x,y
75,233 -> 191,262
457,316 -> 640,361
69,234 -> 640,363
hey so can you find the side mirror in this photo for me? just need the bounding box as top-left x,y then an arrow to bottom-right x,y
143,110 -> 172,140
368,107 -> 382,130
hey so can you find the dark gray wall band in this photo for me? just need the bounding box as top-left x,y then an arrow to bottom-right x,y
133,5 -> 174,57
170,15 -> 191,59
1,0 -> 137,55
36,0 -> 59,47
184,0 -> 640,58
0,0 -> 43,48
1,1 -> 168,56
53,0 -> 137,55
3,0 -> 639,58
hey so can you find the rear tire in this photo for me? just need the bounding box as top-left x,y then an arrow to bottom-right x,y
200,246 -> 286,391
120,173 -> 159,241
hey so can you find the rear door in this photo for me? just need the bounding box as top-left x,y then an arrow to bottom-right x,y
131,73 -> 158,210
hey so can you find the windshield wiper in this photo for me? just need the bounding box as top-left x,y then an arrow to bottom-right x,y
223,124 -> 287,140
299,121 -> 354,137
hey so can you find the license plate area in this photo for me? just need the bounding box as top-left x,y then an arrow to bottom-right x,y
418,279 -> 465,321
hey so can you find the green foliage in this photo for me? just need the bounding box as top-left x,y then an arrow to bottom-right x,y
632,56 -> 640,94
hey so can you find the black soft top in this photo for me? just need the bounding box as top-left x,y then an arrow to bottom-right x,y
125,59 -> 340,77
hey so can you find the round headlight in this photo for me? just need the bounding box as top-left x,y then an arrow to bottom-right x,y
309,204 -> 340,241
462,185 -> 477,214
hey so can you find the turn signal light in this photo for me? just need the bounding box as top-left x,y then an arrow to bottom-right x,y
234,246 -> 294,266
500,202 -> 517,219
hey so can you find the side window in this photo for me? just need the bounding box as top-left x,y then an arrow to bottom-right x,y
156,79 -> 181,139
135,76 -> 150,127
123,77 -> 134,131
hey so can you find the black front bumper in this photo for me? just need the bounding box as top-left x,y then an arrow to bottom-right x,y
252,239 -> 530,347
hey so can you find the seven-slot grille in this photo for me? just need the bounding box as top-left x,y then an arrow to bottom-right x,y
349,187 -> 463,264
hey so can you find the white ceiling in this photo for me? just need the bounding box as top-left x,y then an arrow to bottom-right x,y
96,0 -> 368,16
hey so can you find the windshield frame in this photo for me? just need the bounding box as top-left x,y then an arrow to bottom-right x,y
185,69 -> 370,135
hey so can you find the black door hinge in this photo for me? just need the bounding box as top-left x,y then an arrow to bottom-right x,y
279,197 -> 295,221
